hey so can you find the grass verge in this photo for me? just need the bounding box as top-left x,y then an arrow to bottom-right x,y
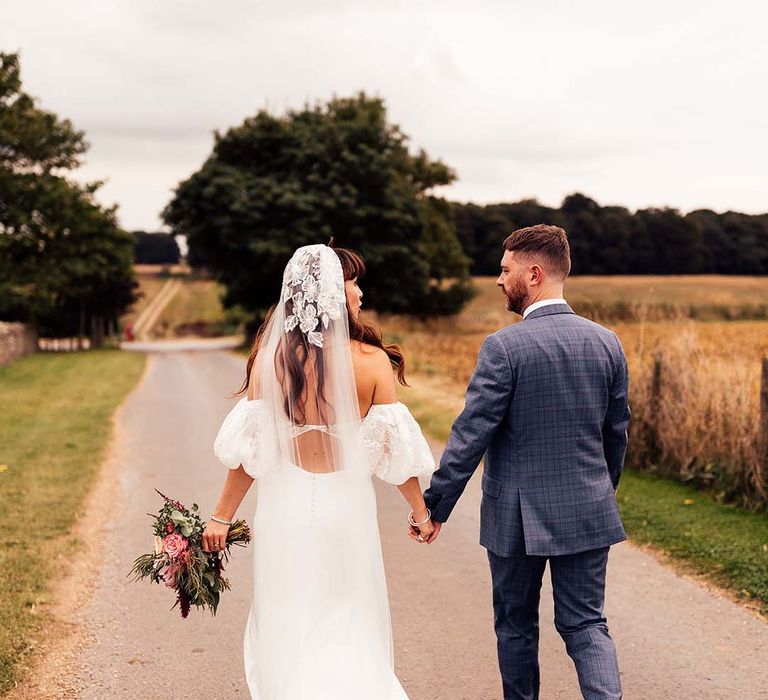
0,349 -> 146,694
617,470 -> 768,614
400,374 -> 768,617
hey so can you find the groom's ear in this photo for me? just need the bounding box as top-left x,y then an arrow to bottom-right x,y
529,263 -> 545,285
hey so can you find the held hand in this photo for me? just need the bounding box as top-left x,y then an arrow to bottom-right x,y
202,520 -> 230,553
407,508 -> 429,544
416,518 -> 435,542
425,520 -> 441,544
407,519 -> 441,544
410,520 -> 435,544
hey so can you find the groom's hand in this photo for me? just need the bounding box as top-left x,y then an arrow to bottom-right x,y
425,521 -> 441,544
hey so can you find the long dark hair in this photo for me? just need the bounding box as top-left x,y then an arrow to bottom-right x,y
236,245 -> 408,423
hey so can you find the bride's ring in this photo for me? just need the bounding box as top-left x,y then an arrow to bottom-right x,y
417,535 -> 424,542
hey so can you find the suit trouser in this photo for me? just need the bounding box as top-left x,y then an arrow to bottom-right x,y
487,546 -> 622,700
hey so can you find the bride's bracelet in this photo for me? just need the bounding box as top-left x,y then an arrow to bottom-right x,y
408,509 -> 432,527
210,515 -> 234,526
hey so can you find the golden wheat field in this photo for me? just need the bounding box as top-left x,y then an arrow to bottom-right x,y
445,275 -> 768,330
371,276 -> 768,509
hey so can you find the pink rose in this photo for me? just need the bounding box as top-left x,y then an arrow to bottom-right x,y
162,533 -> 188,559
160,561 -> 181,588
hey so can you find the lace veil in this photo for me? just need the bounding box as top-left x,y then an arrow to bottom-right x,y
251,244 -> 363,475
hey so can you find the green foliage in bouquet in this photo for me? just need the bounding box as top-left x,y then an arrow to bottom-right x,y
129,490 -> 251,618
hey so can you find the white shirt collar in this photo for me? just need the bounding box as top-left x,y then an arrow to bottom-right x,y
522,298 -> 568,319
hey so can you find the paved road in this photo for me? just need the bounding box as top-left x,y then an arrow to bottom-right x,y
121,336 -> 241,353
57,349 -> 768,698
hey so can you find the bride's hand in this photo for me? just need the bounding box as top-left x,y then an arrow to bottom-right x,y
407,515 -> 437,544
417,519 -> 435,543
202,520 -> 230,553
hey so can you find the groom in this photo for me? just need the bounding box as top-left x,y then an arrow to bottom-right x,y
422,224 -> 630,700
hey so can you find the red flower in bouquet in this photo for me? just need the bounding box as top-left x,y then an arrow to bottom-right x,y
129,490 -> 251,618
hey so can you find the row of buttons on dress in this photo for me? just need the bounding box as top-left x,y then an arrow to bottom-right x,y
310,473 -> 318,525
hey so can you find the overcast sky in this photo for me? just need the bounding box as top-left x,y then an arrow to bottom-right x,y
3,1 -> 767,230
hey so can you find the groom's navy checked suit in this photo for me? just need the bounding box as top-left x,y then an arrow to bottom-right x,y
424,302 -> 630,700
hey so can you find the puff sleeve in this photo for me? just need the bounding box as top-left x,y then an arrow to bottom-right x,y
213,398 -> 267,479
361,402 -> 436,484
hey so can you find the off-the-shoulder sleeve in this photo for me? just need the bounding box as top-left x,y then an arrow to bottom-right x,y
361,402 -> 436,484
213,398 -> 267,479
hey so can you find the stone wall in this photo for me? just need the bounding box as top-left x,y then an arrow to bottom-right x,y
0,322 -> 37,366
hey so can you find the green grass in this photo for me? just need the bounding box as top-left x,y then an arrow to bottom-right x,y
400,374 -> 768,616
617,470 -> 768,614
399,379 -> 464,444
0,349 -> 146,693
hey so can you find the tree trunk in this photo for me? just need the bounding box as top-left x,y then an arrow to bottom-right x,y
78,300 -> 85,350
90,314 -> 104,349
97,316 -> 105,348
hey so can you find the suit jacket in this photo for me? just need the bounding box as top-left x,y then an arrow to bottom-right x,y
423,303 -> 630,557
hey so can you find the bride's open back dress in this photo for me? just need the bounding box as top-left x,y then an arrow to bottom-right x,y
212,245 -> 435,699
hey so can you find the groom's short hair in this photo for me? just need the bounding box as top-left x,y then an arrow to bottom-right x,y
503,224 -> 571,279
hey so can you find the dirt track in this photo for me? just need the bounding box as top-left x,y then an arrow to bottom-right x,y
14,346 -> 768,699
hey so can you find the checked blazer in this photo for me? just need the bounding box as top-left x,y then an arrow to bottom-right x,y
423,303 -> 631,557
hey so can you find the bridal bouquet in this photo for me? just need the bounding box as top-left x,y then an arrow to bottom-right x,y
129,490 -> 251,618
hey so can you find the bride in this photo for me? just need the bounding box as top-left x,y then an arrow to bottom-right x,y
203,243 -> 437,699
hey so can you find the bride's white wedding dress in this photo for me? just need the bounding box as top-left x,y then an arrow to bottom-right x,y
212,244 -> 435,700
214,398 -> 434,699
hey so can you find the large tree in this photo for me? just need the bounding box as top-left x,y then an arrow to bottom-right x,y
0,52 -> 137,345
163,93 -> 472,319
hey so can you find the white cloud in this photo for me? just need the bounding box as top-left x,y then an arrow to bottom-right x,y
3,0 -> 767,229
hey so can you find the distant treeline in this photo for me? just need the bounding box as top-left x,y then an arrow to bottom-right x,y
452,193 -> 768,276
133,231 -> 180,265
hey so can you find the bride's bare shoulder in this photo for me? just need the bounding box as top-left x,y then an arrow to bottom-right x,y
350,341 -> 397,403
351,339 -> 382,355
350,340 -> 390,369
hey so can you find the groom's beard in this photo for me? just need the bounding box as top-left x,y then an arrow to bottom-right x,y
502,277 -> 530,316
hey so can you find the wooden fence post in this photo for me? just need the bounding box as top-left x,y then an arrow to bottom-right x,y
648,351 -> 663,465
760,358 -> 768,478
